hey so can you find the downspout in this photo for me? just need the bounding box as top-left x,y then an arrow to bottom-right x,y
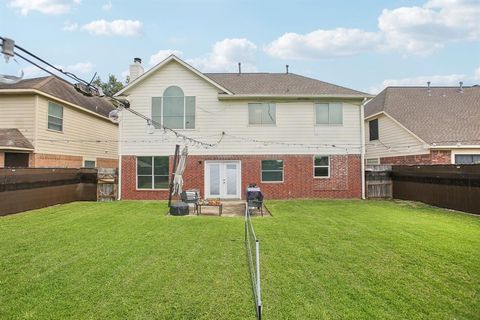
360,98 -> 368,200
117,110 -> 123,200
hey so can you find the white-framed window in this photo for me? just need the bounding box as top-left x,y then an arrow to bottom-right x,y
248,103 -> 276,126
314,156 -> 330,178
151,86 -> 195,129
369,119 -> 379,141
315,103 -> 342,125
137,156 -> 169,189
455,154 -> 480,164
261,160 -> 283,182
84,160 -> 96,168
48,102 -> 63,132
365,158 -> 380,165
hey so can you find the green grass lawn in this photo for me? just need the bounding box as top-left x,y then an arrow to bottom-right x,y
0,200 -> 479,319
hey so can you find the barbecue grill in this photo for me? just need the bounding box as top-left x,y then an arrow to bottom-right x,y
180,189 -> 200,214
246,184 -> 264,216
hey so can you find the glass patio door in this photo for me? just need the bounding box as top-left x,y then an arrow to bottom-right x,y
205,161 -> 241,199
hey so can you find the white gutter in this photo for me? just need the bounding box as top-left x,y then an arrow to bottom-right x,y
0,146 -> 34,151
360,98 -> 369,200
217,94 -> 373,100
429,145 -> 480,149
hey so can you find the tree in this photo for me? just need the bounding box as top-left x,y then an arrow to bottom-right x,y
92,74 -> 125,96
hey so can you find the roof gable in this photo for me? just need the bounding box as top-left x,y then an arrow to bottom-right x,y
115,55 -> 233,96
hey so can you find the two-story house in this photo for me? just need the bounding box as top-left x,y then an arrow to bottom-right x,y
0,76 -> 118,168
115,56 -> 370,200
364,85 -> 480,165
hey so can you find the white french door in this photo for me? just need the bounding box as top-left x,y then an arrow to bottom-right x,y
205,161 -> 241,199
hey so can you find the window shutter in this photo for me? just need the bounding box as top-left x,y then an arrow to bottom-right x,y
185,96 -> 195,129
152,97 -> 162,128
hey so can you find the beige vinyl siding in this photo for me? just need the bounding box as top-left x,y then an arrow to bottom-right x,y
365,114 -> 428,158
35,96 -> 118,160
0,94 -> 36,145
120,60 -> 363,156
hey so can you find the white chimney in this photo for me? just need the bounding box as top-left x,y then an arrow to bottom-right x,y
129,57 -> 144,82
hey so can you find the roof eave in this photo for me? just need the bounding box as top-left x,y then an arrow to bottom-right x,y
217,94 -> 372,101
0,146 -> 34,151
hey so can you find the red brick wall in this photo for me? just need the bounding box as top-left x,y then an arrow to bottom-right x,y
32,153 -> 83,168
121,154 -> 362,200
380,150 -> 451,165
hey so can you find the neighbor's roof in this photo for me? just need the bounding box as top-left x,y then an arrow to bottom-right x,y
365,86 -> 480,145
204,73 -> 369,97
0,128 -> 34,150
0,76 -> 115,118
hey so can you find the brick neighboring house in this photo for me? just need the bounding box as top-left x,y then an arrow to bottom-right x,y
116,55 -> 371,200
0,76 -> 118,168
364,85 -> 480,165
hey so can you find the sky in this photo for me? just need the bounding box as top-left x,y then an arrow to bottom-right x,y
1,0 -> 480,93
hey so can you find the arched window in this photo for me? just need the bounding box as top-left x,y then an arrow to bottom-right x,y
151,86 -> 195,129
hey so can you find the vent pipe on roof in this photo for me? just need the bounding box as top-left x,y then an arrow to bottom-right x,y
129,57 -> 144,82
459,81 -> 464,93
238,62 -> 241,74
427,81 -> 431,96
286,64 -> 289,74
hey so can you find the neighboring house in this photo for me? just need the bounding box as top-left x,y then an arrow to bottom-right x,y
364,85 -> 480,165
115,56 -> 370,200
0,76 -> 118,168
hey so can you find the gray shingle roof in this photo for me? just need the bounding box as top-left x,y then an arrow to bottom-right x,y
204,73 -> 369,96
0,128 -> 34,150
365,86 -> 480,145
0,76 -> 115,118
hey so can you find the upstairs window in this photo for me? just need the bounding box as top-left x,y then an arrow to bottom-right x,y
48,102 -> 63,132
151,86 -> 195,129
315,103 -> 343,125
249,103 -> 276,126
369,119 -> 379,141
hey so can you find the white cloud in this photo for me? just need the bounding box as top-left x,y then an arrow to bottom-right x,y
102,1 -> 112,11
265,0 -> 480,59
188,38 -> 257,72
81,19 -> 142,37
8,0 -> 80,16
63,21 -> 78,31
474,67 -> 480,81
22,65 -> 48,78
64,62 -> 94,75
378,0 -> 480,54
265,28 -> 382,60
149,50 -> 184,66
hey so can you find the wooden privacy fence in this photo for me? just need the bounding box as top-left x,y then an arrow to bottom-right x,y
0,168 -> 118,216
391,165 -> 480,215
365,165 -> 392,198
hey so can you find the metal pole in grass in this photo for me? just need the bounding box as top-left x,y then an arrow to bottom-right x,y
256,240 -> 262,320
